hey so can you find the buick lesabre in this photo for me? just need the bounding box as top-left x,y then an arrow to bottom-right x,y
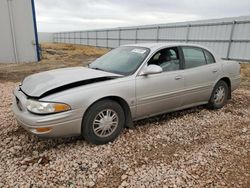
12,43 -> 240,144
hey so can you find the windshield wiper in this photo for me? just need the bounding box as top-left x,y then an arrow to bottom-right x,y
90,66 -> 125,76
91,67 -> 106,71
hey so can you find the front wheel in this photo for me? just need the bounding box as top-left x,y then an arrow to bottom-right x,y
208,80 -> 229,109
82,100 -> 125,145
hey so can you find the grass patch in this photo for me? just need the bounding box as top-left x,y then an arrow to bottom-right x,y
0,43 -> 109,81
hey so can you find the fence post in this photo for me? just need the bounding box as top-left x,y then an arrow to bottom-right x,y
106,30 -> 108,48
53,33 -> 55,43
96,31 -> 98,47
135,28 -> 138,44
118,28 -> 121,46
74,32 -> 76,44
186,24 -> 191,43
226,20 -> 236,60
156,26 -> 160,42
79,31 -> 82,45
87,31 -> 89,46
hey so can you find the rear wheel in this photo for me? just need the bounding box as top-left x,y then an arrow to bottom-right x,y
82,100 -> 125,145
208,80 -> 229,109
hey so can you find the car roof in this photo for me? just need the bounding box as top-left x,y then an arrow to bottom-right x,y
123,42 -> 210,51
123,42 -> 217,59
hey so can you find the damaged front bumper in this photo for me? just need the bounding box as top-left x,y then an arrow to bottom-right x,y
12,86 -> 83,138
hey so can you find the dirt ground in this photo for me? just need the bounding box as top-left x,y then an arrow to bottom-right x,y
0,43 -> 249,187
241,63 -> 250,89
0,43 -> 109,81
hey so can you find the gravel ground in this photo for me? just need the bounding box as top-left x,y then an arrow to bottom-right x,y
0,82 -> 249,188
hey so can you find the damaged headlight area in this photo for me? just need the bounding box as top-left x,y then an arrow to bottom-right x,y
26,99 -> 71,114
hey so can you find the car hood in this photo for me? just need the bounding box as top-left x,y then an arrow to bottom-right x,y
20,67 -> 122,98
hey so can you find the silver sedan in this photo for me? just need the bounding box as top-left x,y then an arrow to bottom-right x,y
12,43 -> 240,144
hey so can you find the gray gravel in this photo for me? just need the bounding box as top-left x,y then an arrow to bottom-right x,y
0,82 -> 249,187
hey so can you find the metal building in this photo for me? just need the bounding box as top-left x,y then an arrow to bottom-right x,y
0,0 -> 39,63
54,15 -> 250,62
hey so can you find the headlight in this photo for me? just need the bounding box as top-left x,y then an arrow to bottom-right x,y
26,99 -> 71,114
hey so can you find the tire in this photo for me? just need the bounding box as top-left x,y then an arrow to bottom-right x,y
82,100 -> 125,145
208,80 -> 229,109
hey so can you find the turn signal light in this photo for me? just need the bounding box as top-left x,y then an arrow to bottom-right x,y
54,103 -> 71,112
36,127 -> 52,133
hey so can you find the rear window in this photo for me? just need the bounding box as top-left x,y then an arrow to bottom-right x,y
204,50 -> 215,64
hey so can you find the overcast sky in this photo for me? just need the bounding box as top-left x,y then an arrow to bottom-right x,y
35,0 -> 250,32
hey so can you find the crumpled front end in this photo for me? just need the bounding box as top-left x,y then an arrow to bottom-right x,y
12,86 -> 83,138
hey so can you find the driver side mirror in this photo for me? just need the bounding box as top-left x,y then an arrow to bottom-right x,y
140,64 -> 163,76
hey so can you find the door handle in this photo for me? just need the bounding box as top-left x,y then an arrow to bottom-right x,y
175,75 -> 183,80
212,70 -> 218,73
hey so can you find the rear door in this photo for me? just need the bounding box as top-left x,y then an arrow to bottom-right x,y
180,46 -> 220,106
135,47 -> 185,119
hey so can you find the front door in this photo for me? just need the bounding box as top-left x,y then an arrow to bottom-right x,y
135,47 -> 185,119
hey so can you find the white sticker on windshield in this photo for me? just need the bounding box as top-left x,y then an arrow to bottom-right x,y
131,49 -> 147,54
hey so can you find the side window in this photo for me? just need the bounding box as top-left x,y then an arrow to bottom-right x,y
182,47 -> 206,69
148,47 -> 180,72
203,50 -> 215,64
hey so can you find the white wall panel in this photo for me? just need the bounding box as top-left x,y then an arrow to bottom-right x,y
159,27 -> 187,40
89,39 -> 96,46
55,16 -> 250,61
137,28 -> 157,39
97,39 -> 107,47
0,0 -> 16,62
120,40 -> 136,45
189,25 -> 231,40
81,32 -> 87,38
230,42 -> 250,60
97,31 -> 107,38
190,41 -> 229,58
81,39 -> 88,45
137,40 -> 157,44
75,38 -> 81,44
121,30 -> 136,39
69,38 -> 75,44
233,23 -> 250,40
0,0 -> 38,63
108,30 -> 119,39
108,39 -> 119,48
75,32 -> 80,38
69,32 -> 75,38
88,32 -> 96,38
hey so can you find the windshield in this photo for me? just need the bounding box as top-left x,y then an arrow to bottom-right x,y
89,46 -> 150,75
